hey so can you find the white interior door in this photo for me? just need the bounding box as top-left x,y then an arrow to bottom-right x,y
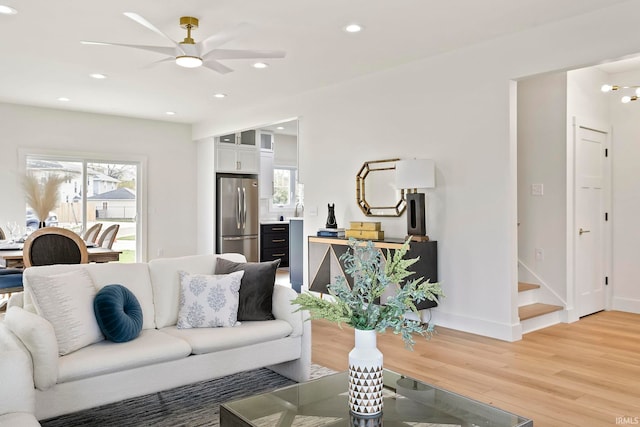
575,125 -> 608,317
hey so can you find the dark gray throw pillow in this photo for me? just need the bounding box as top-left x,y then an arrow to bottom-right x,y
214,258 -> 280,321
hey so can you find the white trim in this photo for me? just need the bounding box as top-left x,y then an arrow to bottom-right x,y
432,309 -> 523,342
612,296 -> 640,313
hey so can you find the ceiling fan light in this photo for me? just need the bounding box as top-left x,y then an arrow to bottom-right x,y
0,5 -> 17,15
176,55 -> 203,68
344,23 -> 363,33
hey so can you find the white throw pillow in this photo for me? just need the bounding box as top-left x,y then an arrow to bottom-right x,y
27,269 -> 104,355
177,270 -> 244,329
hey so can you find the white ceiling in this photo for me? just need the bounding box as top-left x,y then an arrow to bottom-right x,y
0,0 -> 633,125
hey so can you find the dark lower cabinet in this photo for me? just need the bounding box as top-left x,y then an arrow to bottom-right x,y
260,223 -> 289,267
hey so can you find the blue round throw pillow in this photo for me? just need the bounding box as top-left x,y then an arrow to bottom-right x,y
94,284 -> 143,343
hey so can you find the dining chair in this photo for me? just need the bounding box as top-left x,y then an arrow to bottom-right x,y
97,224 -> 120,249
83,223 -> 103,244
0,269 -> 23,311
22,227 -> 89,268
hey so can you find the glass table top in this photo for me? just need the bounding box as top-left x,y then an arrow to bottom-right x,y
220,369 -> 533,427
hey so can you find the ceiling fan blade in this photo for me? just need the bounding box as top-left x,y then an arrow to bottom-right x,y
199,22 -> 252,56
141,57 -> 175,69
81,41 -> 177,57
123,12 -> 183,52
203,49 -> 286,61
202,59 -> 234,74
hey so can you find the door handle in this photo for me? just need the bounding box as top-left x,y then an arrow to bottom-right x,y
242,187 -> 247,229
236,187 -> 242,229
579,228 -> 591,235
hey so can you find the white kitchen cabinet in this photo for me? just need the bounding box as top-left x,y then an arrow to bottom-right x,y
216,145 -> 259,173
215,129 -> 259,173
217,130 -> 258,147
259,150 -> 274,198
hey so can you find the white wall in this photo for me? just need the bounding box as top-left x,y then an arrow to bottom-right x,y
273,134 -> 297,167
194,2 -> 640,340
0,102 -> 195,260
517,73 -> 568,303
609,69 -> 640,313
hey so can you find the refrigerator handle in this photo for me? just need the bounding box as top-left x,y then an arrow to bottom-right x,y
242,187 -> 247,230
236,187 -> 242,229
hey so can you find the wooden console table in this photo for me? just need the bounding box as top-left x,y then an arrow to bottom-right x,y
308,236 -> 438,309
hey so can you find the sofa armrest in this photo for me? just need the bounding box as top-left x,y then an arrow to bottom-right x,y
7,290 -> 24,309
4,306 -> 59,390
0,330 -> 36,416
272,285 -> 305,337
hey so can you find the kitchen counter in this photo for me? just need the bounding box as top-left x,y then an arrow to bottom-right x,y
260,217 -> 303,224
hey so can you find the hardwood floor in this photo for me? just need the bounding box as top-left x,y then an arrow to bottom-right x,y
311,311 -> 640,426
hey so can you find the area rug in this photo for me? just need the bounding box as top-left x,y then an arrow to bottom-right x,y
40,364 -> 337,427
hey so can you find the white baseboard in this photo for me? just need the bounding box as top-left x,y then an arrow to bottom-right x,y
612,297 -> 640,314
432,310 -> 522,342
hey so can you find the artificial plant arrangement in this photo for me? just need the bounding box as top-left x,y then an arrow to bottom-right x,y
292,238 -> 444,349
22,173 -> 66,227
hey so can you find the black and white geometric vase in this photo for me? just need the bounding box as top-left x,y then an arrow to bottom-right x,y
348,329 -> 384,417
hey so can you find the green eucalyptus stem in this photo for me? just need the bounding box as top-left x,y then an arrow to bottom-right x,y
292,237 -> 444,349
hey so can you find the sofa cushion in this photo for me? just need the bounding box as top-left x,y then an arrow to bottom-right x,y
177,270 -> 244,328
83,263 -> 156,330
94,284 -> 143,343
23,263 -> 156,330
160,320 -> 293,354
148,253 -> 247,329
57,329 -> 191,383
214,258 -> 280,321
27,269 -> 104,355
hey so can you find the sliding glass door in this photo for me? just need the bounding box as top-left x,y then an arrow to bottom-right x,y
24,155 -> 141,263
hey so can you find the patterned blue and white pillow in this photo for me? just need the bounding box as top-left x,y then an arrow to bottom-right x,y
176,270 -> 244,328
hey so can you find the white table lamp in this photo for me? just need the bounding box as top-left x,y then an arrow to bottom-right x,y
395,159 -> 435,239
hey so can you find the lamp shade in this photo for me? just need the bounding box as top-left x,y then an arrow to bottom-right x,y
395,159 -> 435,190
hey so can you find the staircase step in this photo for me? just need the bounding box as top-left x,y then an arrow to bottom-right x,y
518,282 -> 540,292
519,303 -> 563,321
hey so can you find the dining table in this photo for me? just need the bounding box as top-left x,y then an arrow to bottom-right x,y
0,243 -> 122,269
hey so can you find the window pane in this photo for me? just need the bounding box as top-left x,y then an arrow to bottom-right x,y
273,169 -> 291,206
25,157 -> 84,233
88,162 -> 137,263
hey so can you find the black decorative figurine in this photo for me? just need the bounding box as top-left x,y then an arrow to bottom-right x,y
326,203 -> 337,229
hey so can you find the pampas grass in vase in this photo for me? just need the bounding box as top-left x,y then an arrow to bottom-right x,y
22,173 -> 65,228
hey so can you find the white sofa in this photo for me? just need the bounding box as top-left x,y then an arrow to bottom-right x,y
0,254 -> 310,421
0,324 -> 40,426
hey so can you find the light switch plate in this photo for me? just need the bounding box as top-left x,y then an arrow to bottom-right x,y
531,183 -> 544,196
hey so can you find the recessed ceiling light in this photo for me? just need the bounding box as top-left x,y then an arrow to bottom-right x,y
165,111 -> 176,116
90,73 -> 107,79
213,93 -> 227,99
276,126 -> 284,130
253,62 -> 268,69
0,5 -> 17,15
344,23 -> 363,33
57,97 -> 70,102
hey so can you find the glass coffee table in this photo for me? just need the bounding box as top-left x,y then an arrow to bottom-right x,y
220,369 -> 533,426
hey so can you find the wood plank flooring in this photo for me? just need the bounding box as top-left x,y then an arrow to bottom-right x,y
311,311 -> 640,427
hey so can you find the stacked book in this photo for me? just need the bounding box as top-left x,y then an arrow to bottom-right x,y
345,221 -> 384,240
317,227 -> 346,237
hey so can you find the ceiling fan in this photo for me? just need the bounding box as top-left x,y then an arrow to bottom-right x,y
81,13 -> 286,74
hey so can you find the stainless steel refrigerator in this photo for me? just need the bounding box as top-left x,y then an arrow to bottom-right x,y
216,174 -> 259,262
